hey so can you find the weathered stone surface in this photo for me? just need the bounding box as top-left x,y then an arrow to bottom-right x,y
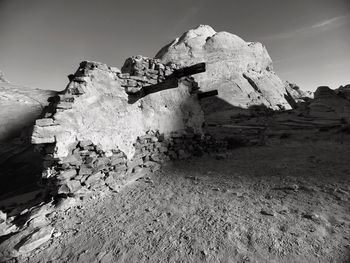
155,25 -> 293,110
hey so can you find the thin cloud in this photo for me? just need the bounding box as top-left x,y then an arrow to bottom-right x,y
310,14 -> 350,29
264,14 -> 350,40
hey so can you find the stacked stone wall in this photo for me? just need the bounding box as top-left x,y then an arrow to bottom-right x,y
32,57 -> 223,197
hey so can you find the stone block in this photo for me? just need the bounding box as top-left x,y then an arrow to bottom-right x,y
58,180 -> 81,194
61,154 -> 82,166
79,140 -> 93,148
114,164 -> 127,173
110,156 -> 125,166
79,165 -> 93,175
85,172 -> 104,187
117,73 -> 130,79
105,176 -> 121,192
57,102 -> 73,109
57,169 -> 77,181
35,118 -> 55,127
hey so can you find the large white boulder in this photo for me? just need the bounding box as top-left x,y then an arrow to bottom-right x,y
155,25 -> 292,110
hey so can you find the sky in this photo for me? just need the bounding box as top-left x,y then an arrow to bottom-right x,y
0,0 -> 349,91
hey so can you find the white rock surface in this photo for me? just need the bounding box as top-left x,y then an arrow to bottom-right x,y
155,25 -> 292,110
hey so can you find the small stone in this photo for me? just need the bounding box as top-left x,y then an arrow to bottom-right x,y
56,102 -> 73,109
110,156 -> 125,166
61,154 -> 82,166
260,209 -> 275,216
57,169 -> 77,181
132,166 -> 143,174
53,232 -> 62,238
79,166 -> 93,175
85,172 -> 104,187
58,180 -> 81,194
105,176 -> 120,192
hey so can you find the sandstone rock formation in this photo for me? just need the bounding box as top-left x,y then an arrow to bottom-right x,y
0,77 -> 56,141
155,25 -> 294,110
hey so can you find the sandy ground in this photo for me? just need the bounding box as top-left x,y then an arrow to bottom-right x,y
16,139 -> 350,263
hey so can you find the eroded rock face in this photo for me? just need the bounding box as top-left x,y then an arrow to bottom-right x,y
155,25 -> 293,110
32,59 -> 204,160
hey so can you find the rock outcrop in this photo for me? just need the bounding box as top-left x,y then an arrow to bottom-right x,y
308,86 -> 350,121
0,80 -> 56,141
336,84 -> 350,102
155,25 -> 294,110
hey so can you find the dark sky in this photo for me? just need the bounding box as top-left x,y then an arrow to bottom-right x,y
0,0 -> 349,91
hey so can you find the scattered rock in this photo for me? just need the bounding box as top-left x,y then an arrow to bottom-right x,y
261,208 -> 275,216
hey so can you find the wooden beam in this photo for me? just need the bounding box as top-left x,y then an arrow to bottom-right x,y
197,90 -> 218,99
172,62 -> 206,78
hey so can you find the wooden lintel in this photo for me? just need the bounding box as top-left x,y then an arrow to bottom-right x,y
197,90 -> 218,99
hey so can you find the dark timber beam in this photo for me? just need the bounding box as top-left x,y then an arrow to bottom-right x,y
197,90 -> 218,99
172,63 -> 206,78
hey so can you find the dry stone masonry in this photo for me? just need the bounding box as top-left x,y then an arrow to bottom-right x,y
31,57 -> 225,196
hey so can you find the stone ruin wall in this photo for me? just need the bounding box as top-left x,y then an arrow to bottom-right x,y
31,57 -> 227,196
